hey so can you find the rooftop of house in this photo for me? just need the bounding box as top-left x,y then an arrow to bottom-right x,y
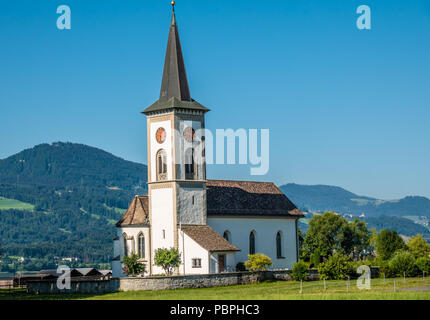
180,225 -> 240,252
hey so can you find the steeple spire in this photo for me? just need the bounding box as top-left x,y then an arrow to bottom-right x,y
159,2 -> 191,102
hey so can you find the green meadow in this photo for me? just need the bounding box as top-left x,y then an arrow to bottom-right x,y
0,197 -> 34,211
1,277 -> 429,300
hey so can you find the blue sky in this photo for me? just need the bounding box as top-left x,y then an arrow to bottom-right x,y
0,0 -> 429,200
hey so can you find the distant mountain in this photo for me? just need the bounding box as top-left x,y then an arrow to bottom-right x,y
280,183 -> 430,218
0,142 -> 147,191
0,142 -> 147,270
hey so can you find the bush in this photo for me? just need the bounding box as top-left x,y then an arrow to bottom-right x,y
121,253 -> 146,277
318,252 -> 354,280
236,262 -> 247,272
244,254 -> 273,272
154,248 -> 181,276
292,260 -> 308,281
310,249 -> 321,268
415,257 -> 430,274
388,250 -> 417,277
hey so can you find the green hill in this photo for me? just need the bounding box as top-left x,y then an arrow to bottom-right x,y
0,142 -> 147,271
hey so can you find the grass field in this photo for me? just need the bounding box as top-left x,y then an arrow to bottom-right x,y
1,277 -> 430,300
0,197 -> 34,211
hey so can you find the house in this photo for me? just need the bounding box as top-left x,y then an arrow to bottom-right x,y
112,3 -> 303,278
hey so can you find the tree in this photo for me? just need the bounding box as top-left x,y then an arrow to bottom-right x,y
388,250 -> 416,277
303,212 -> 371,260
154,248 -> 181,276
407,234 -> 430,258
374,229 -> 406,260
292,260 -> 308,281
244,254 -> 273,272
318,252 -> 354,280
415,257 -> 430,274
121,253 -> 146,277
344,218 -> 371,259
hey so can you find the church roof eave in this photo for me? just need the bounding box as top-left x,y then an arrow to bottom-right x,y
142,97 -> 210,115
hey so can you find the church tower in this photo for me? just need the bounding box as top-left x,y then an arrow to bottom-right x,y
142,3 -> 209,274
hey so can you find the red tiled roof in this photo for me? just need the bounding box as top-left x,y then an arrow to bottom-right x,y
116,196 -> 149,227
180,225 -> 240,252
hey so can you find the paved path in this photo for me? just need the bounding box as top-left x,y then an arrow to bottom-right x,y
398,286 -> 430,292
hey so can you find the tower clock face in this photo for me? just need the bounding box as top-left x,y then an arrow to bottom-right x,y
183,127 -> 195,142
155,127 -> 166,144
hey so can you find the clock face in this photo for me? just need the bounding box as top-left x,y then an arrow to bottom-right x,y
183,127 -> 195,142
156,127 -> 166,144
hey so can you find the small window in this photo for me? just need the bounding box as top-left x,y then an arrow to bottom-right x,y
223,231 -> 231,242
276,231 -> 283,258
249,231 -> 256,255
156,149 -> 167,181
123,233 -> 129,257
185,148 -> 195,180
162,230 -> 166,239
192,258 -> 202,268
138,233 -> 145,258
192,195 -> 195,205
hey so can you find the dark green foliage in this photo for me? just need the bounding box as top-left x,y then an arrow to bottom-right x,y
154,248 -> 181,275
122,254 -> 146,277
302,212 -> 371,260
310,249 -> 321,267
374,229 -> 406,260
292,260 -> 308,281
318,252 -> 354,280
0,143 -> 148,271
388,251 -> 417,277
236,262 -> 246,272
415,257 -> 430,274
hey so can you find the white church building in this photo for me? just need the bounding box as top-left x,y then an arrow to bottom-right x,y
112,4 -> 304,278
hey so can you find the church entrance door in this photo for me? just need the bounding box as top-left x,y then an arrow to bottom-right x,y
218,255 -> 226,273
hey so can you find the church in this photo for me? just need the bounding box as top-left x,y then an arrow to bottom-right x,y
112,3 -> 304,278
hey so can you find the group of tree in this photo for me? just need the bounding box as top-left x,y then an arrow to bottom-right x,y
121,248 -> 181,277
294,211 -> 430,280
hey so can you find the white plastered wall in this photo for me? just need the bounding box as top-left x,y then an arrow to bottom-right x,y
151,188 -> 175,275
178,230 -> 210,275
207,217 -> 298,270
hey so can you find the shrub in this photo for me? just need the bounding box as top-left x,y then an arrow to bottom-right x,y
407,234 -> 430,258
310,249 -> 321,268
388,250 -> 417,277
415,257 -> 430,274
292,260 -> 308,281
154,248 -> 181,276
121,253 -> 146,277
318,252 -> 354,280
236,262 -> 247,272
244,254 -> 273,272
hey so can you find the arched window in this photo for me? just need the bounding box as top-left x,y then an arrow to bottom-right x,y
156,149 -> 167,181
249,231 -> 256,255
185,148 -> 195,179
123,233 -> 129,257
137,233 -> 145,258
276,231 -> 283,258
223,230 -> 231,242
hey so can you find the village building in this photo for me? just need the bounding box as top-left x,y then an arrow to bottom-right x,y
112,3 -> 303,278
